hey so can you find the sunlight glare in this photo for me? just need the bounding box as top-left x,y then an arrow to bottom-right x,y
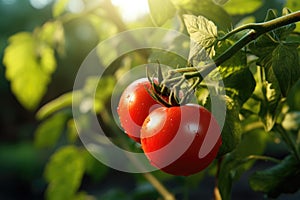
29,0 -> 52,9
111,0 -> 149,22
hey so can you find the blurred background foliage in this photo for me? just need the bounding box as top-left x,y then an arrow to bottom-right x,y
0,0 -> 300,199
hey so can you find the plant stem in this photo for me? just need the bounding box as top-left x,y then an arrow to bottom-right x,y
214,11 -> 300,65
170,10 -> 300,81
143,173 -> 175,200
218,10 -> 300,40
274,124 -> 300,161
245,155 -> 281,164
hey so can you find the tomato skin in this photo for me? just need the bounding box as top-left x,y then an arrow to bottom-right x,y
141,104 -> 222,176
117,78 -> 162,143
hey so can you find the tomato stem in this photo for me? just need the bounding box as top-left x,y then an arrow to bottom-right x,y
242,155 -> 281,164
143,173 -> 175,200
161,10 -> 300,89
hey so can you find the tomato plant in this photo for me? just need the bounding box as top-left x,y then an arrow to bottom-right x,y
2,0 -> 300,200
117,78 -> 162,143
141,104 -> 222,176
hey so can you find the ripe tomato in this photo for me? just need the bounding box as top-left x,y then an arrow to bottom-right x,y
118,78 -> 162,143
141,104 -> 221,176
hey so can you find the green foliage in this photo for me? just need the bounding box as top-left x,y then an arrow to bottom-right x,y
0,142 -> 41,180
81,149 -> 109,182
3,32 -> 56,110
170,0 -> 231,31
52,0 -> 70,18
38,21 -> 65,56
223,0 -> 263,15
183,14 -> 218,62
213,39 -> 256,105
34,111 -> 69,148
286,0 -> 300,31
36,92 -> 73,120
250,155 -> 300,198
218,128 -> 268,200
216,96 -> 242,156
249,9 -> 299,97
3,0 -> 300,199
44,146 -> 85,200
148,0 -> 176,26
148,50 -> 188,68
99,189 -> 131,200
287,79 -> 300,110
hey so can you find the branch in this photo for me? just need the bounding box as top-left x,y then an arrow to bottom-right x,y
143,173 -> 175,200
169,10 -> 300,81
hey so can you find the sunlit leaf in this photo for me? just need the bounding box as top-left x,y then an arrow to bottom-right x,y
45,146 -> 85,200
223,0 -> 262,15
282,111 -> 300,131
171,0 -> 231,31
183,15 -> 218,64
286,0 -> 300,31
84,76 -> 116,113
148,0 -> 176,26
148,49 -> 188,68
3,32 -> 56,110
38,21 -> 65,56
212,0 -> 229,6
36,92 -> 73,120
67,119 -> 78,143
34,112 -> 69,148
52,0 -> 70,18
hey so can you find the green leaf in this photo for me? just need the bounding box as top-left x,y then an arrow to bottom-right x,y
36,92 -> 73,120
218,97 -> 242,156
205,95 -> 242,156
212,39 -> 256,104
282,111 -> 300,131
148,49 -> 188,68
183,15 -> 218,63
38,21 -> 65,56
45,146 -> 85,200
3,32 -> 56,110
223,67 -> 256,104
171,0 -> 231,31
286,0 -> 300,32
257,77 -> 282,131
248,10 -> 299,97
85,76 -> 116,113
34,112 -> 69,148
212,0 -> 229,6
271,43 -> 300,96
81,149 -> 108,181
67,119 -> 78,143
52,0 -> 69,18
249,155 -> 300,198
148,0 -> 176,26
218,129 -> 268,200
223,0 -> 262,15
287,79 -> 300,111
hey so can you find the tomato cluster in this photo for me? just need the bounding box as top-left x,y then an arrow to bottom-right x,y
118,78 -> 222,176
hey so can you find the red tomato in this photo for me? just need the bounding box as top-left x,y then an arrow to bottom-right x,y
141,104 -> 222,176
117,78 -> 162,143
